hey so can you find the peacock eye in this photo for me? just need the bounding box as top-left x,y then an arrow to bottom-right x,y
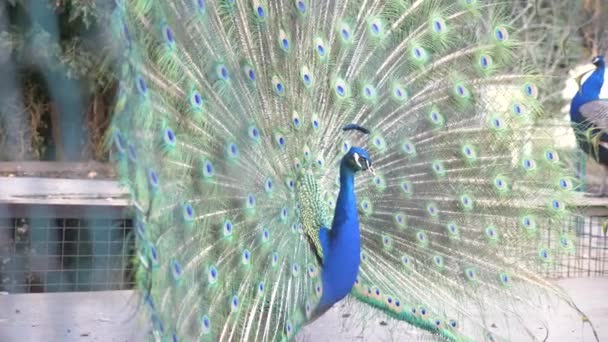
364,158 -> 372,170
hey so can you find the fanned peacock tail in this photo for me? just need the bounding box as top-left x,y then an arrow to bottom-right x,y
108,0 -> 595,341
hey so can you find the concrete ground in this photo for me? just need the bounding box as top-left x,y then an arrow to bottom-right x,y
299,278 -> 608,341
0,278 -> 606,342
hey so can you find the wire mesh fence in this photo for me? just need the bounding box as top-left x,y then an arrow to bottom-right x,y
1,178 -> 607,294
0,216 -> 134,293
0,174 -> 134,294
541,215 -> 608,278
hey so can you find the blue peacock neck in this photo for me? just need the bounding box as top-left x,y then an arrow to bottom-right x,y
317,159 -> 361,311
571,63 -> 605,123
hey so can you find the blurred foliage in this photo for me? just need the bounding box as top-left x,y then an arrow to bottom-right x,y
581,0 -> 607,55
0,0 -> 117,162
0,0 -> 605,162
508,0 -> 600,117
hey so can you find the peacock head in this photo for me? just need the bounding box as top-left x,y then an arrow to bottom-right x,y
343,147 -> 375,175
575,55 -> 605,95
592,56 -> 605,68
341,123 -> 375,175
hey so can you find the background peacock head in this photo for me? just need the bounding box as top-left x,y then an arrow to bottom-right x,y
343,147 -> 374,174
575,55 -> 605,96
592,55 -> 605,67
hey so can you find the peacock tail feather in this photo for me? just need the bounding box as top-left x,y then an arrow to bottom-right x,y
108,0 -> 594,341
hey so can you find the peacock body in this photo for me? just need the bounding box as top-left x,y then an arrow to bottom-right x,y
571,55 -> 608,196
108,0 -> 596,340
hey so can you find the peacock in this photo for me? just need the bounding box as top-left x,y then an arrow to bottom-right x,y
108,0 -> 598,341
571,55 -> 608,196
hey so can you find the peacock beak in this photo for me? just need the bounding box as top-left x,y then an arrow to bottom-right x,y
365,159 -> 375,176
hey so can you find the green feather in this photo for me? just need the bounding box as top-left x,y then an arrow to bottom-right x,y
108,0 -> 596,341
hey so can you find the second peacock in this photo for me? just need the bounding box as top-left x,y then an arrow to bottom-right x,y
109,0 -> 595,341
571,55 -> 608,196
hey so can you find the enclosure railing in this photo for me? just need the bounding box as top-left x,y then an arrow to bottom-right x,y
1,164 -> 607,294
0,164 -> 133,294
550,200 -> 608,278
